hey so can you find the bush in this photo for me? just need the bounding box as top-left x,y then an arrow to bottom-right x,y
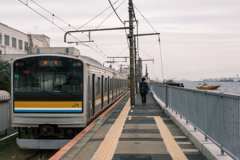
0,58 -> 11,93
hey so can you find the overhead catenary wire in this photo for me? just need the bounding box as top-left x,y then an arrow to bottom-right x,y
116,46 -> 129,57
95,0 -> 129,64
30,0 -> 108,58
108,0 -> 125,25
139,48 -> 153,59
19,0 -> 109,60
108,0 -> 129,49
20,0 -> 111,60
77,0 -> 120,30
31,0 -> 72,28
96,0 -> 126,29
19,0 -> 79,41
133,4 -> 158,33
133,4 -> 164,81
158,35 -> 164,80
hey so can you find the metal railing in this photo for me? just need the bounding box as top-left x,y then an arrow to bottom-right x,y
149,83 -> 240,160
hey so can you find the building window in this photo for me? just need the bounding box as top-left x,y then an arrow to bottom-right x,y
12,37 -> 16,48
19,40 -> 22,50
4,35 -> 9,46
24,42 -> 28,51
0,50 -> 2,55
0,33 -> 2,44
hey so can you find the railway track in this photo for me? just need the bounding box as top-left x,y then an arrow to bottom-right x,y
24,150 -> 40,160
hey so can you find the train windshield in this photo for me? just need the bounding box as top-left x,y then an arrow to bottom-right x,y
13,56 -> 83,93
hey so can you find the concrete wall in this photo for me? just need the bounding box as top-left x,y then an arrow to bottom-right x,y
0,101 -> 10,133
0,90 -> 11,134
32,34 -> 50,47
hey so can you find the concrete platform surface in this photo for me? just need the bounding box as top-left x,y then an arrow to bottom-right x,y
52,93 -> 207,160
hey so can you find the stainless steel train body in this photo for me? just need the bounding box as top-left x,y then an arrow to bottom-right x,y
11,54 -> 128,149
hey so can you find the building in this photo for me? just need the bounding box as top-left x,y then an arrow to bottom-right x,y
0,22 -> 50,55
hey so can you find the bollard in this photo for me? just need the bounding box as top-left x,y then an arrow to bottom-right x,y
221,148 -> 224,156
165,85 -> 168,108
205,134 -> 208,141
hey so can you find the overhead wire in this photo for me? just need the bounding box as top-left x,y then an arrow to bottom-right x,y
77,0 -> 120,30
96,0 -> 126,29
18,0 -> 108,59
133,4 -> 158,33
108,0 -> 124,25
116,46 -> 129,57
31,0 -> 71,28
30,0 -> 109,58
158,36 -> 164,80
95,0 -> 128,65
139,48 -> 153,59
19,0 -> 78,41
108,0 -> 129,50
133,3 -> 164,81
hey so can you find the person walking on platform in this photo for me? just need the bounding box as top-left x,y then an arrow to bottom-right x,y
139,77 -> 150,106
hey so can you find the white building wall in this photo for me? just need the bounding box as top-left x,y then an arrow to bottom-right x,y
0,23 -> 50,55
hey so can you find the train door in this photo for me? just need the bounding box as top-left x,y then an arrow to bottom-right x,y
88,74 -> 91,120
116,79 -> 118,98
111,78 -> 113,102
92,74 -> 95,116
108,77 -> 109,104
101,76 -> 104,109
114,78 -> 116,99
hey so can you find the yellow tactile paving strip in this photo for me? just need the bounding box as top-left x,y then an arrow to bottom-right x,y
154,116 -> 188,160
91,99 -> 131,160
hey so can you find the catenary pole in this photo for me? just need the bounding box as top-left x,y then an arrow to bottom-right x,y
129,0 -> 135,105
134,36 -> 138,94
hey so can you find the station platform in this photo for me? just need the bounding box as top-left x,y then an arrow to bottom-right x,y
50,93 -> 206,160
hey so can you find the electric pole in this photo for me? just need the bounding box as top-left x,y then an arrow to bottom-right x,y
134,36 -> 138,94
129,0 -> 135,106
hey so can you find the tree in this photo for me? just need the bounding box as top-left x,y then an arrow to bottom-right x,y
0,58 -> 11,93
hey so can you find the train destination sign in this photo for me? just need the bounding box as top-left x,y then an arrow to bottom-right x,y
39,60 -> 62,67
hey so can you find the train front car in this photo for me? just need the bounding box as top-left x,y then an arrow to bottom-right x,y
11,54 -> 85,149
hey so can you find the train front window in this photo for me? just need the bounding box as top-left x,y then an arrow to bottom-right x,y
13,56 -> 83,93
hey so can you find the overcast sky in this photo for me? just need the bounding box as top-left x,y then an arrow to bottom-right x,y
1,0 -> 240,81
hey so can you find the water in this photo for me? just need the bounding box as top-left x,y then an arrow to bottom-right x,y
180,81 -> 240,95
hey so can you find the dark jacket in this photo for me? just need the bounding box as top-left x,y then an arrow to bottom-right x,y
139,81 -> 149,94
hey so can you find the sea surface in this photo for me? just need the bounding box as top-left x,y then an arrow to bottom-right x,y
179,81 -> 240,95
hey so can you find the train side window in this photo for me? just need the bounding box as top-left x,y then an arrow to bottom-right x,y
97,77 -> 100,95
105,78 -> 107,93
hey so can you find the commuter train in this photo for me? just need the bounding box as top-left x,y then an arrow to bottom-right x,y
11,54 -> 128,149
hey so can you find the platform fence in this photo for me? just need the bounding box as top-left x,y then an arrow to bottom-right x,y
149,83 -> 240,160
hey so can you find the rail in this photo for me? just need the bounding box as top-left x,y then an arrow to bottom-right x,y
0,90 -> 11,134
149,83 -> 240,160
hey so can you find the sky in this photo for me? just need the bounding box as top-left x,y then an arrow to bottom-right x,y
1,0 -> 240,81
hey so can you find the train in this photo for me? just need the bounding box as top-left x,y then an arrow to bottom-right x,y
11,53 -> 128,149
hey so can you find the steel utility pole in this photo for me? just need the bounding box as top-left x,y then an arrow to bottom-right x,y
134,36 -> 138,94
129,0 -> 135,106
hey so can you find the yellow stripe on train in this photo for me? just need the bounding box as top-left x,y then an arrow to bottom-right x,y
14,101 -> 82,108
